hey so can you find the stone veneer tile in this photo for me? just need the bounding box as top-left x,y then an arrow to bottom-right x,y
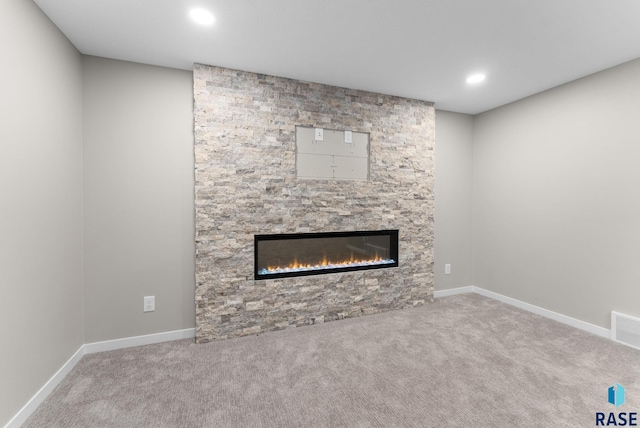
194,64 -> 435,343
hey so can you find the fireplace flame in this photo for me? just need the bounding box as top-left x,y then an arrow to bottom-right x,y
260,254 -> 395,276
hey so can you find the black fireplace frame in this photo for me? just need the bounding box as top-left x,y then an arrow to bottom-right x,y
254,229 -> 399,280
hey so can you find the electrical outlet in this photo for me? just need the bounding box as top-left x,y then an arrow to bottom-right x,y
144,296 -> 155,312
445,264 -> 451,275
315,128 -> 324,141
344,130 -> 352,143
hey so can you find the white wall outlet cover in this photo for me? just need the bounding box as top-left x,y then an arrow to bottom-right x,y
344,130 -> 352,143
144,296 -> 155,312
315,128 -> 323,141
445,264 -> 451,275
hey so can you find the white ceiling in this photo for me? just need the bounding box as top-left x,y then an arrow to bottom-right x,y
34,0 -> 640,114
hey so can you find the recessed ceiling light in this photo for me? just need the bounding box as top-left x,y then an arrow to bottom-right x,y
466,74 -> 486,84
190,8 -> 215,25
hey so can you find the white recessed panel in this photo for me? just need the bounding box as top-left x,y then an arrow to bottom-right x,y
296,126 -> 369,181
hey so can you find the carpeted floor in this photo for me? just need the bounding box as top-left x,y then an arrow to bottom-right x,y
24,293 -> 640,427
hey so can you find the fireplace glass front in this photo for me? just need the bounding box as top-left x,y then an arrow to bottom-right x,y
254,230 -> 398,280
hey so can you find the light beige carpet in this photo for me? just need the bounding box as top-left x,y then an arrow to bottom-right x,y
24,293 -> 640,427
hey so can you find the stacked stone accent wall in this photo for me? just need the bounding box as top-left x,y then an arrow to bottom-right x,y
194,64 -> 435,342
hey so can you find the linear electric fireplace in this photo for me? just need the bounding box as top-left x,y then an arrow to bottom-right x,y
254,230 -> 399,280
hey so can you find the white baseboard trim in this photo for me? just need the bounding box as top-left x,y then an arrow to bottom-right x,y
435,285 -> 611,339
433,286 -> 475,298
5,328 -> 196,428
84,328 -> 196,354
4,345 -> 85,428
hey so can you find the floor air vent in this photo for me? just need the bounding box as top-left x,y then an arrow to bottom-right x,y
611,311 -> 640,350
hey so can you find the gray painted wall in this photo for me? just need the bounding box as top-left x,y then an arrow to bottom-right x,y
473,57 -> 640,328
433,111 -> 474,291
82,56 -> 195,343
0,0 -> 84,425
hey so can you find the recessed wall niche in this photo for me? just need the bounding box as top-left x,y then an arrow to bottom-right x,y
296,126 -> 370,181
194,64 -> 435,343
